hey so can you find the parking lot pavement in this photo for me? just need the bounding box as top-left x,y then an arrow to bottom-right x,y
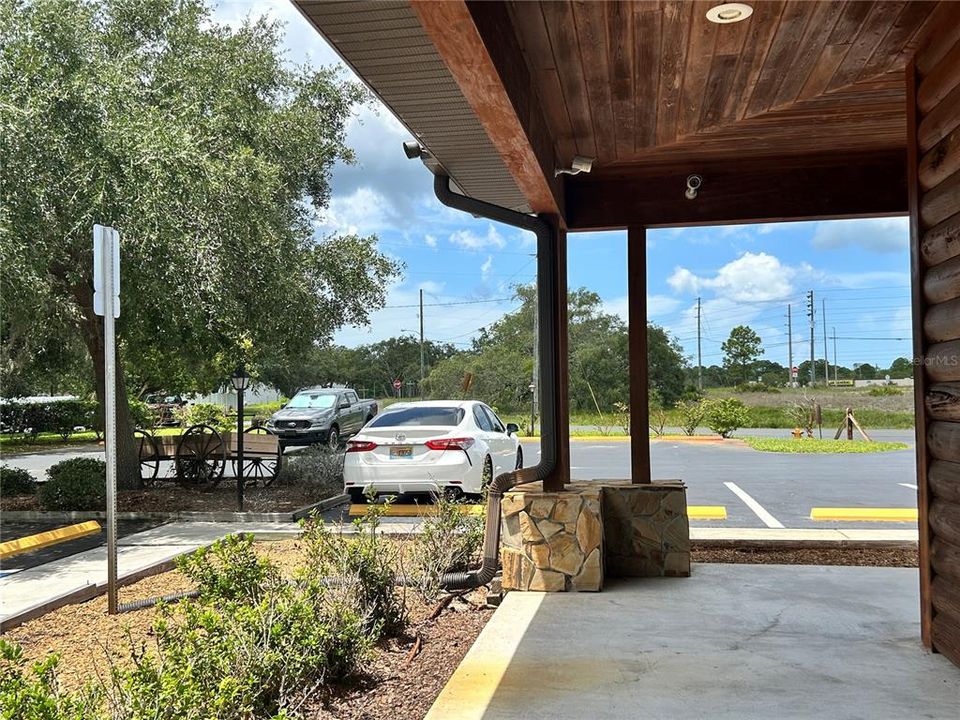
521,437 -> 918,530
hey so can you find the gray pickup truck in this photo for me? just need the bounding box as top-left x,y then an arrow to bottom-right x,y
265,387 -> 377,447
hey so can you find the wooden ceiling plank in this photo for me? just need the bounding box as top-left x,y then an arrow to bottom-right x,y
772,2 -> 845,108
860,1 -> 938,81
655,1 -> 693,146
572,0 -> 618,162
916,2 -> 960,77
677,1 -> 718,138
606,0 -> 637,160
920,80 -> 960,153
720,0 -> 786,124
540,0 -> 597,159
410,0 -> 562,215
633,4 -> 662,150
506,2 -> 578,163
828,1 -> 905,90
697,0 -> 749,130
798,43 -> 851,100
828,0 -> 874,45
745,1 -> 813,117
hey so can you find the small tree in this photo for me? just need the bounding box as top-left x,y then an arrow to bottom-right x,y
704,398 -> 749,438
722,326 -> 763,385
677,399 -> 706,436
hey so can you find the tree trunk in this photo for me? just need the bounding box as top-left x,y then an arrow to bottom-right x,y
73,282 -> 142,490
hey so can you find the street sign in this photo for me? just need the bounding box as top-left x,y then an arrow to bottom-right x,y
93,225 -> 120,318
791,366 -> 799,378
393,379 -> 402,390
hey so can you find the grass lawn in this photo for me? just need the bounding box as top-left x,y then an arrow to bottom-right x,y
0,431 -> 101,454
740,436 -> 910,453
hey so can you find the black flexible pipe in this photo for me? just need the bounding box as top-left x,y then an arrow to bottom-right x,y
432,174 -> 560,590
117,590 -> 200,613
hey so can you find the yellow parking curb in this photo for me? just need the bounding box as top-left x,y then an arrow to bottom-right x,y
349,504 -> 485,517
0,520 -> 101,560
810,508 -> 918,522
688,506 -> 727,520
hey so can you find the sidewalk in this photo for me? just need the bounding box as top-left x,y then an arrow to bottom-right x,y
426,564 -> 958,720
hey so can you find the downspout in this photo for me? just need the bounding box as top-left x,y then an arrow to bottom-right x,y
433,174 -> 559,590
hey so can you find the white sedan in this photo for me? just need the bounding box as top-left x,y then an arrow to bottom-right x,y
343,400 -> 523,502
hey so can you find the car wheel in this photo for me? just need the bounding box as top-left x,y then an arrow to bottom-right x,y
327,426 -> 339,449
348,488 -> 366,504
515,447 -> 523,470
443,486 -> 465,502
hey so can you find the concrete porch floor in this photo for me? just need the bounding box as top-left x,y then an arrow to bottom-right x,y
426,564 -> 959,720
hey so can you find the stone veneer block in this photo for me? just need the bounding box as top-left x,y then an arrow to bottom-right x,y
500,481 -> 603,592
601,480 -> 691,578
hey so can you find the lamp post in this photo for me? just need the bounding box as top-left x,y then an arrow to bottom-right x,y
230,365 -> 250,511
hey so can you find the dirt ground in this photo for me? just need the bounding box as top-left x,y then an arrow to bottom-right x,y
1,541 -> 919,719
2,481 -> 329,513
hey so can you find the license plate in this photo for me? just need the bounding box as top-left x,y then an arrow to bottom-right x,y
389,445 -> 413,459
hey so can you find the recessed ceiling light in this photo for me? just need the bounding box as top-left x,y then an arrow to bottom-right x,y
706,3 -> 753,24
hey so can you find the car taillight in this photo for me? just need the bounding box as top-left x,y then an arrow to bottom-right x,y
425,437 -> 475,451
346,440 -> 378,453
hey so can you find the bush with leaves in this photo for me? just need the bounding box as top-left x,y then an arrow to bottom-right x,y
0,639 -> 102,720
299,504 -> 406,637
38,458 -> 106,510
677,398 -> 706,436
177,533 -> 280,603
1,465 -> 36,497
868,384 -> 903,397
174,403 -> 235,433
407,493 -> 485,602
704,398 -> 749,438
275,445 -> 344,495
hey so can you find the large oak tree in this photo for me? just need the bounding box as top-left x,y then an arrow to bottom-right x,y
0,0 -> 400,486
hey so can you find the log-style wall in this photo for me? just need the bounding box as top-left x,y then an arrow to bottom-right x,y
912,27 -> 960,667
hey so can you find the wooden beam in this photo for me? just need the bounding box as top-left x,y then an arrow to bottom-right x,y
909,58 -> 934,651
541,217 -> 569,492
564,150 -> 907,230
627,227 -> 650,485
409,0 -> 563,217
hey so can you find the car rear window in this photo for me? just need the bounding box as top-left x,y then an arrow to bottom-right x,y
367,406 -> 464,427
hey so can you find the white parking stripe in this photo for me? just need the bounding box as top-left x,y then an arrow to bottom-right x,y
723,481 -> 785,529
899,483 -> 918,490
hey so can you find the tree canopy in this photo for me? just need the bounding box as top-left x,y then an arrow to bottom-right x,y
721,325 -> 763,385
0,0 -> 400,484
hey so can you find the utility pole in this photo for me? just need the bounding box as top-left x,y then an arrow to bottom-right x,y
832,327 -> 838,383
787,304 -> 793,387
419,288 -> 425,395
807,290 -> 815,385
822,298 -> 829,386
697,296 -> 703,391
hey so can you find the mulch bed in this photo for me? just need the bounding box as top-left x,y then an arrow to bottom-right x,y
691,545 -> 918,567
2,481 -> 331,514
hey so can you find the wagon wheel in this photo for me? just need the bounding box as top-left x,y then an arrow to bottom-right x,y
175,423 -> 226,485
135,429 -> 160,485
232,426 -> 282,487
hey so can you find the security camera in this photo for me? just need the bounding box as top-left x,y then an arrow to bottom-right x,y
554,155 -> 596,177
685,174 -> 703,200
402,140 -> 422,160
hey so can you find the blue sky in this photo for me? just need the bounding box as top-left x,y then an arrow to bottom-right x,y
212,1 -> 913,371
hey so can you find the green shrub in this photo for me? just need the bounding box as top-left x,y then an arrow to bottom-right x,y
0,639 -> 102,720
868,384 -> 903,397
38,458 -> 106,510
299,504 -> 405,637
177,533 -> 280,603
127,397 -> 153,429
677,399 -> 706,436
407,493 -> 485,602
0,398 -> 98,439
704,398 -> 749,438
275,445 -> 343,494
0,465 -> 36,497
174,402 -> 234,433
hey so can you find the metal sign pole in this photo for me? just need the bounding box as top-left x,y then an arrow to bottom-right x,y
95,225 -> 120,614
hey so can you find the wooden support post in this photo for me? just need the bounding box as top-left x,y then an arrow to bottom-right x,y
847,407 -> 854,441
541,218 -> 569,492
628,226 -> 651,484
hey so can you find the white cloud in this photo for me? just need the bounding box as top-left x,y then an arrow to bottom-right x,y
480,255 -> 493,281
811,217 -> 908,254
668,252 -> 796,302
316,186 -> 397,235
449,225 -> 507,250
424,234 -> 437,248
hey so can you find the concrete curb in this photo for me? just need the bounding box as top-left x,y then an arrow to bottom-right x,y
0,493 -> 348,525
689,527 -> 918,549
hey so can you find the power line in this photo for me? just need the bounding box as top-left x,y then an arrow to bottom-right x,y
383,296 -> 514,309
